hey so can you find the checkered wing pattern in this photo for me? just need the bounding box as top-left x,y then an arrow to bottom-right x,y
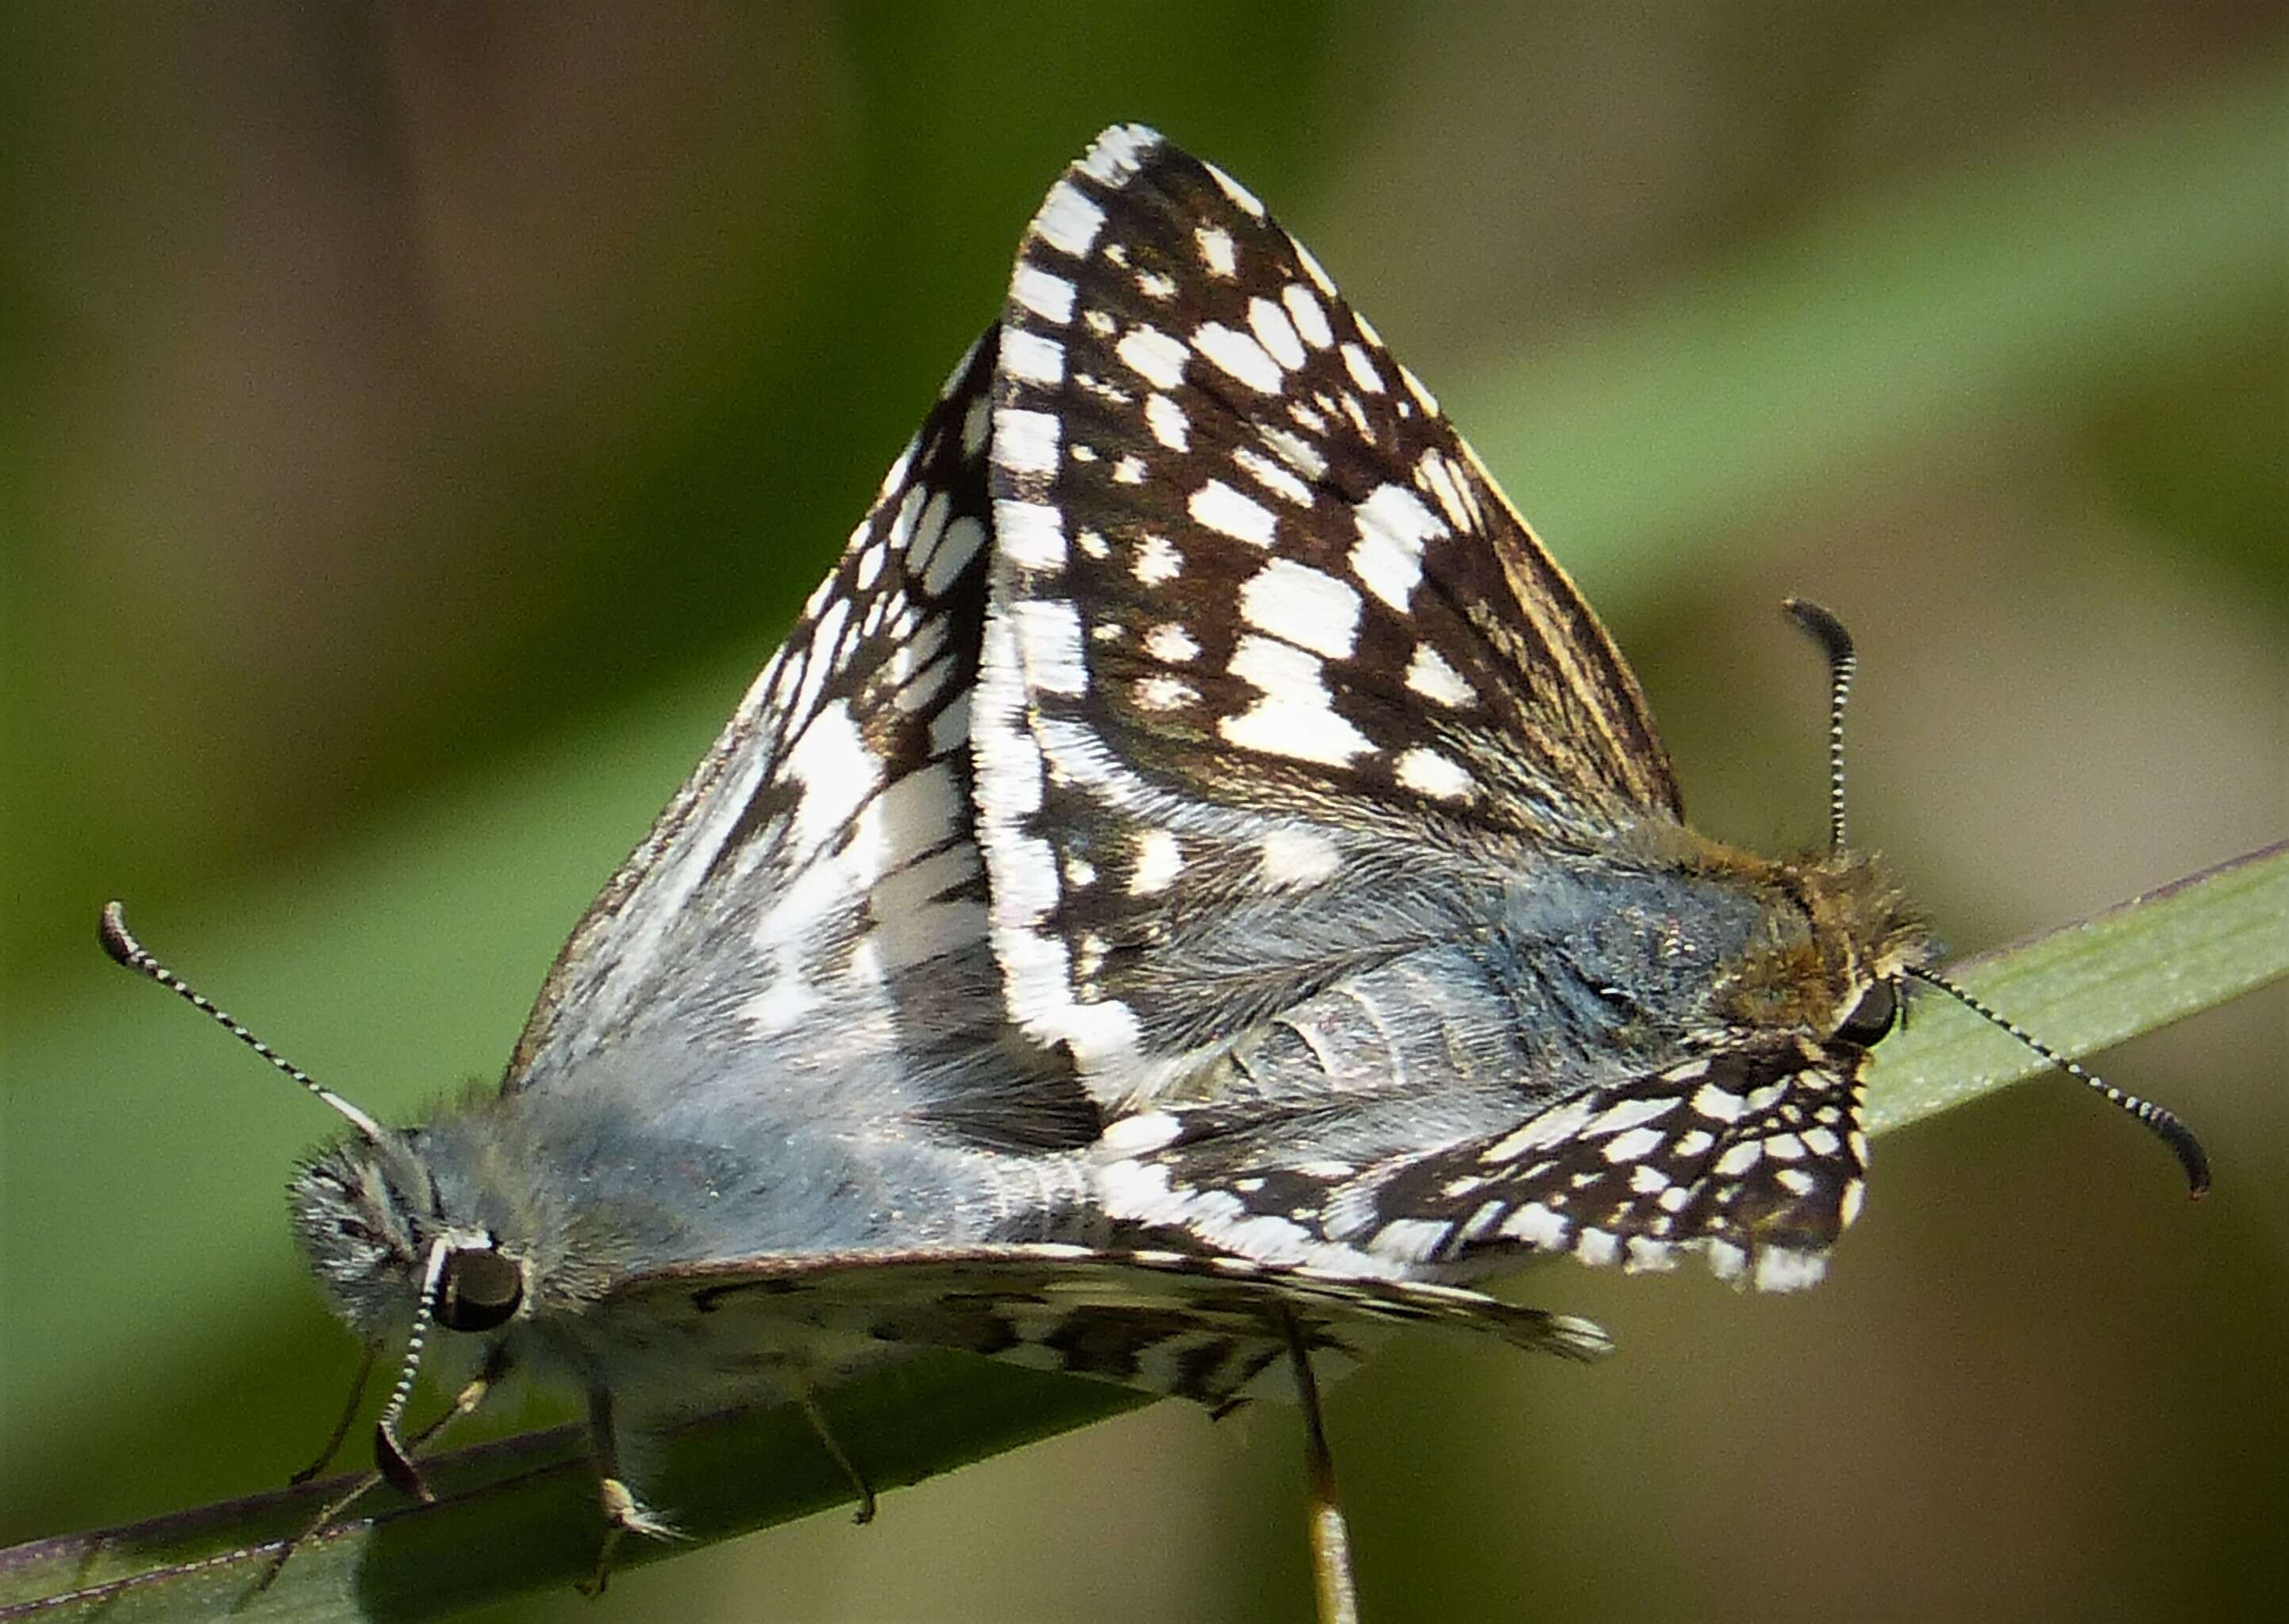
1105,1037 -> 1872,1294
506,334 -> 1090,1147
604,1242 -> 1610,1414
975,125 -> 1682,1104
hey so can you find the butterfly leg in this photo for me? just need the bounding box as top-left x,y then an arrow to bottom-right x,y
288,1339 -> 379,1485
583,1387 -> 688,1595
1279,1307 -> 1360,1624
260,1348 -> 507,1591
798,1384 -> 879,1524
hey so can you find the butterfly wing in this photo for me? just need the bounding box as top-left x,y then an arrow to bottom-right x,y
975,125 -> 1681,1103
1105,1035 -> 1872,1292
598,1242 -> 1609,1415
501,335 -> 1093,1148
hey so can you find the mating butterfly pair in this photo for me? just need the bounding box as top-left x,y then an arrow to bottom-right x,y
108,123 -> 2202,1596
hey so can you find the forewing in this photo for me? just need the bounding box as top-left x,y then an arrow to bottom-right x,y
605,1242 -> 1609,1413
506,334 -> 1084,1145
1103,1036 -> 1872,1293
975,124 -> 1681,1099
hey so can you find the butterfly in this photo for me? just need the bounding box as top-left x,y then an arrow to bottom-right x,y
104,122 -> 2202,1612
101,234 -> 1602,1591
970,123 -> 2207,1295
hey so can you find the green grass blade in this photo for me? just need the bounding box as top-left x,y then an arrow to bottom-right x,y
1867,839 -> 2287,1135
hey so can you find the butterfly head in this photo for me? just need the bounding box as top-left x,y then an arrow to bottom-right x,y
1718,842 -> 1931,1051
289,1127 -> 528,1348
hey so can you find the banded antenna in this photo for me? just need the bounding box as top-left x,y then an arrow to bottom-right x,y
1775,606 -> 2209,1195
98,902 -> 386,1143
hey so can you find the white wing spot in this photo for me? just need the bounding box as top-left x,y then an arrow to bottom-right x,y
1239,557 -> 1362,659
1691,1082 -> 1748,1122
1133,533 -> 1183,584
1099,1110 -> 1183,1154
1281,283 -> 1333,348
1340,342 -> 1387,394
1405,644 -> 1477,707
1129,828 -> 1182,895
1499,1203 -> 1570,1248
1232,444 -> 1314,508
1189,479 -> 1278,548
1133,675 -> 1200,712
1370,1218 -> 1454,1264
1145,392 -> 1190,451
1116,325 -> 1189,391
1257,826 -> 1341,886
922,514 -> 983,597
1205,162 -> 1266,217
1145,622 -> 1201,663
1195,224 -> 1239,277
1221,636 -> 1375,765
1414,448 -> 1474,532
1194,322 -> 1284,394
1601,1126 -> 1669,1164
1013,598 -> 1087,696
1754,1249 -> 1826,1292
1575,1229 -> 1621,1268
1257,423 -> 1329,480
1078,124 -> 1160,184
994,408 -> 1060,474
1247,296 -> 1308,371
1033,182 -> 1105,257
1002,330 -> 1066,387
1483,1096 -> 1595,1162
1350,484 -> 1445,610
1011,264 -> 1075,326
1398,362 -> 1440,414
994,499 -> 1067,571
1395,747 -> 1474,802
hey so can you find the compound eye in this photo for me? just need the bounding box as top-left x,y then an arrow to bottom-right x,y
1835,979 -> 1900,1047
438,1245 -> 523,1332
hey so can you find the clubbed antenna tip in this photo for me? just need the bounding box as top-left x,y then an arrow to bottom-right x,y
1906,966 -> 2210,1197
98,900 -> 387,1143
1782,598 -> 1857,853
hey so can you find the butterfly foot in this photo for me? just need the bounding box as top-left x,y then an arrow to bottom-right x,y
582,1477 -> 687,1594
798,1389 -> 878,1525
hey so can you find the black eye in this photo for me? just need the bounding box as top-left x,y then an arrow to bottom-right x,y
1835,980 -> 1900,1046
438,1246 -> 523,1332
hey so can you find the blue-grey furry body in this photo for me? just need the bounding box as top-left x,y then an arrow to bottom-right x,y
1165,852 -> 1782,1156
291,1029 -> 1102,1418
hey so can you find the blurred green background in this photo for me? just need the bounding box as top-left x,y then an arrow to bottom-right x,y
5,6 -> 2283,1620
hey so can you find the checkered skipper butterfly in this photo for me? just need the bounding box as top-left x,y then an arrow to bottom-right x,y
102,304 -> 1602,1586
975,125 -> 2207,1295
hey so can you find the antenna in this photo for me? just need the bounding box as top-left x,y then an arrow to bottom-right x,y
1771,608 -> 2206,1194
98,902 -> 387,1143
1905,966 -> 2210,1195
1783,598 -> 1855,852
371,1238 -> 448,1506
